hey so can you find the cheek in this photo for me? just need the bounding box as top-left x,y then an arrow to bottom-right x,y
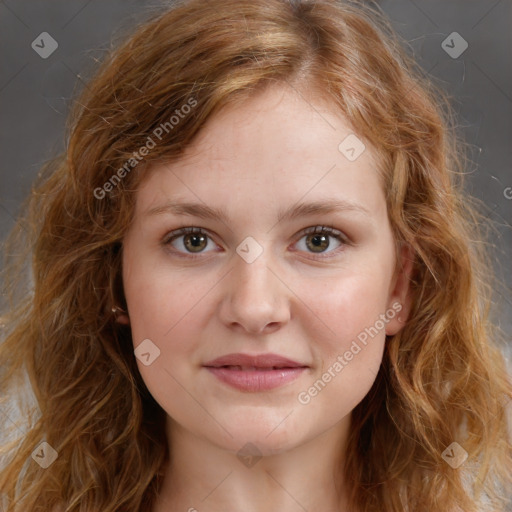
123,261 -> 218,344
301,268 -> 391,349
294,270 -> 390,411
123,263 -> 223,407
124,266 -> 216,422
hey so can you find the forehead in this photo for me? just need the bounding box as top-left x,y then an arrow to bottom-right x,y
135,84 -> 386,220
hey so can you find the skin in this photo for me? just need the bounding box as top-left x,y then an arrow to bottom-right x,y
121,84 -> 412,512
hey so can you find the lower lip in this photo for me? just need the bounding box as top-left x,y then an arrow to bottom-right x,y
204,367 -> 307,392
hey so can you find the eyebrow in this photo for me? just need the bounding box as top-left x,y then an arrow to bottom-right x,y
145,198 -> 370,223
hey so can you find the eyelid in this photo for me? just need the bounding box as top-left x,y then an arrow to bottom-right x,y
296,224 -> 348,242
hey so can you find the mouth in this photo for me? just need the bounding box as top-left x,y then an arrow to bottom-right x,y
202,353 -> 309,392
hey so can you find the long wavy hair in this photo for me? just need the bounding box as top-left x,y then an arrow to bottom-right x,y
1,0 -> 511,511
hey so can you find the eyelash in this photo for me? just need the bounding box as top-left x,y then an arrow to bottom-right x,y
161,225 -> 350,260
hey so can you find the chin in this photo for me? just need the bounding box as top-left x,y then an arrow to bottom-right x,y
204,417 -> 304,455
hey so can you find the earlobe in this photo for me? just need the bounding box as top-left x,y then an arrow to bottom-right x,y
385,243 -> 414,336
112,305 -> 131,326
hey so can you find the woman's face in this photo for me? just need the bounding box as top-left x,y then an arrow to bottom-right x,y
122,85 -> 410,456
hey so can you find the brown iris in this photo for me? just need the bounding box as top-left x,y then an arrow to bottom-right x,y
305,233 -> 330,253
184,233 -> 208,252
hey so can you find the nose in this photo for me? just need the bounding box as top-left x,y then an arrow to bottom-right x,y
218,247 -> 291,335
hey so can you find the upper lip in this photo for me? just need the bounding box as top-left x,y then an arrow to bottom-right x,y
203,353 -> 308,369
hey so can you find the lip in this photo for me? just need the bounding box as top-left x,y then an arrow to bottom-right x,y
203,352 -> 306,369
203,353 -> 309,392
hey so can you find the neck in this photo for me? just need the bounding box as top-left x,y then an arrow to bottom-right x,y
153,415 -> 353,512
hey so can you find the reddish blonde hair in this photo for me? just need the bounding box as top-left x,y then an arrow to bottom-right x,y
1,0 -> 511,511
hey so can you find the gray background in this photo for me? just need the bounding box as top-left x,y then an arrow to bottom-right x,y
0,2 -> 511,326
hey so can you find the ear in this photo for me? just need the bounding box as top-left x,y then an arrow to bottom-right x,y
111,264 -> 130,325
115,312 -> 131,326
385,243 -> 414,336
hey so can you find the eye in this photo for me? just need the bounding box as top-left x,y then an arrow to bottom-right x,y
293,225 -> 348,258
162,227 -> 218,257
162,225 -> 350,259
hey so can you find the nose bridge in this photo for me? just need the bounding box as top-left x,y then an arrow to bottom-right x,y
220,237 -> 290,332
237,248 -> 272,289
232,241 -> 278,304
